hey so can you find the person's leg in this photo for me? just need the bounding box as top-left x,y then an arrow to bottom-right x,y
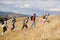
21,24 -> 25,29
11,24 -> 15,30
25,24 -> 28,29
22,26 -> 24,29
13,24 -> 15,29
2,26 -> 7,35
47,20 -> 49,23
2,24 -> 7,35
3,27 -> 7,33
30,21 -> 34,27
33,22 -> 36,27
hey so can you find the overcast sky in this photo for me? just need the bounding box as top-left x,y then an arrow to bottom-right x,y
0,0 -> 60,15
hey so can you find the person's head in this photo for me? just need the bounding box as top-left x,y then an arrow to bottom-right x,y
12,16 -> 16,18
14,16 -> 16,18
47,13 -> 50,16
33,13 -> 36,17
27,17 -> 29,19
45,13 -> 50,16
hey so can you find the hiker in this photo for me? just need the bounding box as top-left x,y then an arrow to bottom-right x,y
42,14 -> 49,23
30,14 -> 36,27
21,17 -> 29,29
11,17 -> 16,31
1,18 -> 7,35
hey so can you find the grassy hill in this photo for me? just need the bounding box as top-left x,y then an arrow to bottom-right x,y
0,15 -> 60,40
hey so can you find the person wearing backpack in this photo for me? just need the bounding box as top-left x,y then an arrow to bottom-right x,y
30,14 -> 36,27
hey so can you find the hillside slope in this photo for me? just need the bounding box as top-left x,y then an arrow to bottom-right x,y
0,15 -> 60,40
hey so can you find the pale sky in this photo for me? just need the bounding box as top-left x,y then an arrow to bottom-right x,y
0,0 -> 60,15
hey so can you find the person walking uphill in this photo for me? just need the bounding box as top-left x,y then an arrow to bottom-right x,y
21,17 -> 29,30
11,17 -> 16,31
31,14 -> 36,27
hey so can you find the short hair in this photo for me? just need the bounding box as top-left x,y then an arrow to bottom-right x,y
27,17 -> 29,19
34,13 -> 36,15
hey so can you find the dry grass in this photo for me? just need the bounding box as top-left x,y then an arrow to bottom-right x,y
0,15 -> 60,40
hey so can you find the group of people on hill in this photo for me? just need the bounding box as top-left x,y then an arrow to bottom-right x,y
0,13 -> 49,35
22,14 -> 36,29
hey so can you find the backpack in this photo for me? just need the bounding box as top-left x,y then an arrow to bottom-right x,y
31,16 -> 33,21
